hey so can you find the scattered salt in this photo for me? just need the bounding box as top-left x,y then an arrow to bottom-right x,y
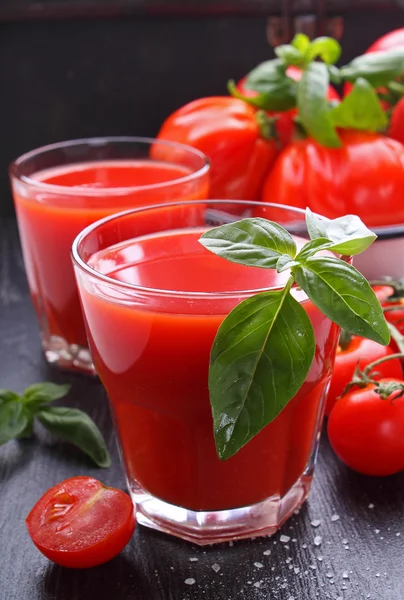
311,519 -> 321,528
280,535 -> 291,543
253,581 -> 262,588
342,538 -> 348,544
314,536 -> 322,546
374,529 -> 380,534
212,563 -> 221,573
317,556 -> 323,562
331,514 -> 340,522
342,571 -> 349,579
396,532 -> 401,537
368,503 -> 375,509
189,557 -> 198,562
309,564 -> 317,570
302,543 -> 308,549
376,573 -> 380,578
294,567 -> 300,574
254,562 -> 264,569
326,572 -> 333,578
263,549 -> 271,556
229,541 -> 234,547
185,578 -> 196,585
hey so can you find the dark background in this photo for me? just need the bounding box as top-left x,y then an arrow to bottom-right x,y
1,0 -> 404,215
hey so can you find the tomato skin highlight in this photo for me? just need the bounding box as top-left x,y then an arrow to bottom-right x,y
156,96 -> 278,202
26,476 -> 135,569
237,66 -> 339,147
258,129 -> 404,228
325,336 -> 403,416
328,378 -> 404,476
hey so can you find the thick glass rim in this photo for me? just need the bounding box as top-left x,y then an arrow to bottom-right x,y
9,136 -> 210,196
71,200 -> 308,299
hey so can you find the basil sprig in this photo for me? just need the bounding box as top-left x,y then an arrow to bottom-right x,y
199,210 -> 388,460
0,383 -> 110,467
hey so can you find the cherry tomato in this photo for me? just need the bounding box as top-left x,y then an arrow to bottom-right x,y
388,96 -> 404,144
328,378 -> 404,475
26,476 -> 135,568
156,96 -> 278,202
344,29 -> 404,99
372,284 -> 404,335
258,129 -> 404,227
325,335 -> 402,416
238,66 -> 339,147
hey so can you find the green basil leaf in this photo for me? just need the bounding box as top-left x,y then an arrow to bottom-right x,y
275,44 -> 304,66
296,238 -> 333,262
199,218 -> 297,269
209,289 -> 315,460
235,59 -> 297,112
16,418 -> 35,439
0,402 -> 29,445
276,256 -> 300,273
305,37 -> 341,65
291,33 -> 311,53
0,390 -> 20,407
22,382 -> 70,410
297,62 -> 341,148
328,65 -> 342,85
340,48 -> 404,87
329,78 -> 387,132
305,208 -> 377,255
295,257 -> 390,345
37,406 -> 111,468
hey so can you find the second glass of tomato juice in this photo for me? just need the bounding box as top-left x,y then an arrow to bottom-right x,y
9,137 -> 209,372
72,201 -> 340,545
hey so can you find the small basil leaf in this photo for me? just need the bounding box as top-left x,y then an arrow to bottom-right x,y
228,80 -> 297,113
296,238 -> 333,262
238,59 -> 298,112
16,418 -> 35,439
340,48 -> 404,87
275,44 -> 303,66
328,65 -> 342,85
22,382 -> 70,410
37,406 -> 111,468
330,78 -> 387,132
0,390 -> 20,407
291,33 -> 311,53
305,208 -> 377,255
209,289 -> 315,460
295,257 -> 390,345
297,62 -> 341,148
199,218 -> 297,269
305,37 -> 341,65
276,256 -> 300,273
0,403 -> 29,445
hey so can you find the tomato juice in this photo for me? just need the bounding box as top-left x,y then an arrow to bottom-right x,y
77,227 -> 339,511
11,147 -> 209,370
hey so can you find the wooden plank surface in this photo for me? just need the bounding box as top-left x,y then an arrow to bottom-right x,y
1,216 -> 404,600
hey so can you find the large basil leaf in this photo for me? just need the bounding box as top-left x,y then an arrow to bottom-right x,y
340,49 -> 404,87
305,209 -> 377,255
0,389 -> 20,407
235,59 -> 297,112
37,406 -> 111,468
22,382 -> 70,410
295,257 -> 389,345
209,289 -> 315,460
330,78 -> 387,132
305,36 -> 341,65
199,218 -> 297,269
297,62 -> 341,147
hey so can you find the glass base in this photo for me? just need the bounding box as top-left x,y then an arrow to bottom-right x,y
42,335 -> 96,375
132,474 -> 312,546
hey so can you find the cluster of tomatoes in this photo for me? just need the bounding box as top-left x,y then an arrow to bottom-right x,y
157,29 -> 404,228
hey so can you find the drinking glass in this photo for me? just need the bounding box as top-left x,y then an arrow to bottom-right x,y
10,137 -> 209,372
72,200 -> 341,544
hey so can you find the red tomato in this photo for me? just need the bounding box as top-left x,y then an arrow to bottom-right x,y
156,96 -> 278,202
258,129 -> 404,228
325,335 -> 402,416
388,96 -> 404,144
372,284 -> 404,335
328,378 -> 404,475
238,65 -> 339,147
343,28 -> 404,98
26,476 -> 135,568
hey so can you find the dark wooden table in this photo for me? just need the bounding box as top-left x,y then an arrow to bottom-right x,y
1,216 -> 404,600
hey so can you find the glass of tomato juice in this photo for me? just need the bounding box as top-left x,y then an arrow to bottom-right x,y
72,200 -> 340,545
9,137 -> 210,373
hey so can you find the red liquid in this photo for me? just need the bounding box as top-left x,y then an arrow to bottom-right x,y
13,160 -> 208,348
80,230 -> 339,511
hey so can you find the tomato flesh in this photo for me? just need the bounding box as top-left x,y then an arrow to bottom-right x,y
26,476 -> 135,568
328,378 -> 404,476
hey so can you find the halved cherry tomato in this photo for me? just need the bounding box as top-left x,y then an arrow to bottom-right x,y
258,129 -> 404,228
328,378 -> 404,476
238,65 -> 339,147
325,335 -> 402,416
26,476 -> 135,568
156,96 -> 278,202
